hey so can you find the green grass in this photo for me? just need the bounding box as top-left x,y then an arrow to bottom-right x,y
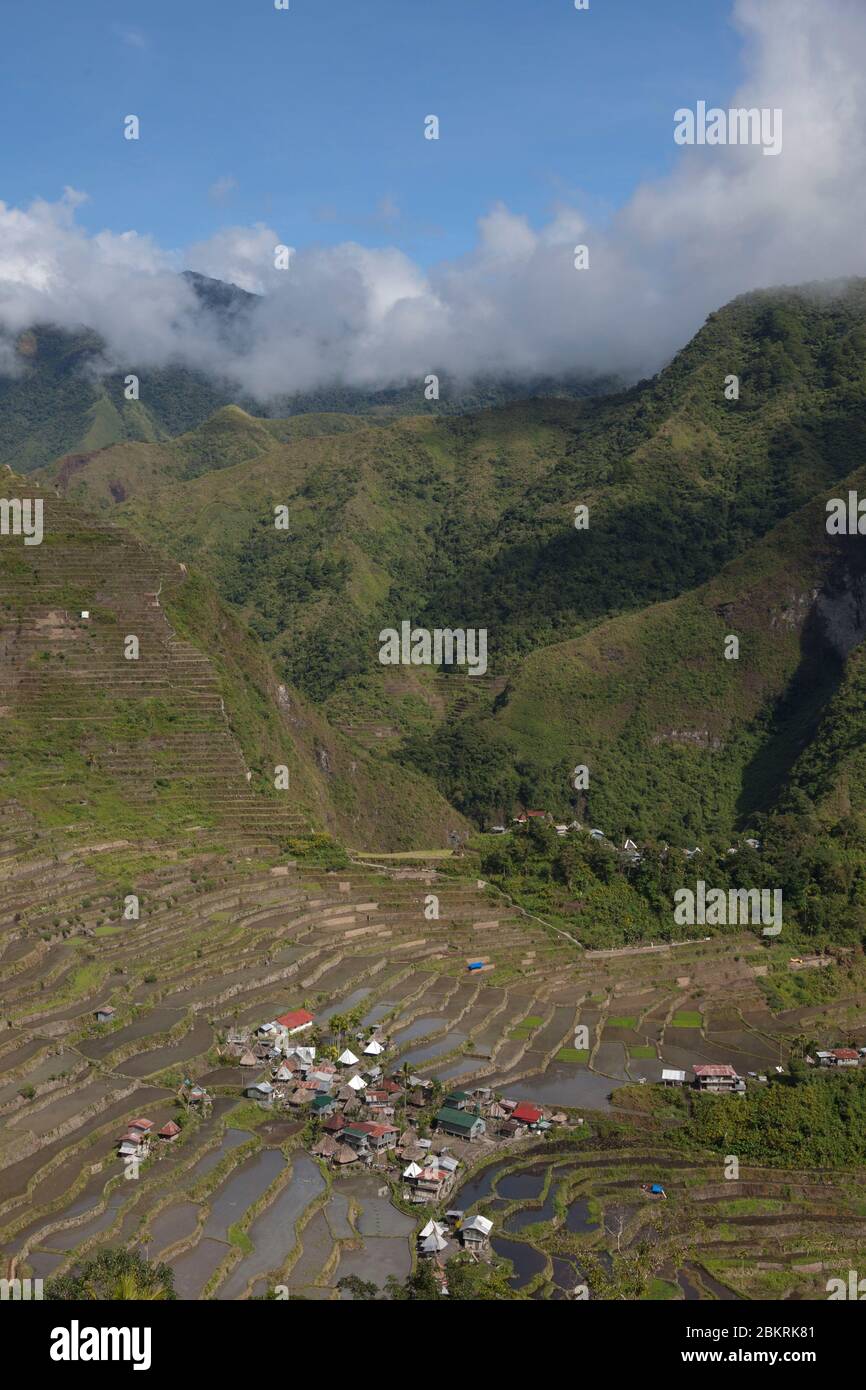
629,1045 -> 657,1059
641,1277 -> 681,1301
607,1016 -> 637,1029
671,1011 -> 703,1028
555,1047 -> 589,1063
510,1016 -> 544,1040
228,1223 -> 254,1254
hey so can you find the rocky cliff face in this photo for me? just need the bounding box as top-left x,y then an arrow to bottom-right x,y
814,555 -> 866,659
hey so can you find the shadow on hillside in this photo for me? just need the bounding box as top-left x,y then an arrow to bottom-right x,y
736,540 -> 866,821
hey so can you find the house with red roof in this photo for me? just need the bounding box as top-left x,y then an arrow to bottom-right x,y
270,1008 -> 316,1052
511,1102 -> 543,1127
275,1008 -> 315,1034
830,1048 -> 859,1066
342,1121 -> 399,1152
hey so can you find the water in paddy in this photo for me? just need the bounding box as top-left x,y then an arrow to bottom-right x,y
170,1238 -> 229,1300
216,1152 -> 325,1299
186,1128 -> 249,1182
281,1207 -> 333,1290
688,1263 -> 740,1300
505,1192 -> 558,1232
40,1189 -> 128,1251
335,1236 -> 412,1293
676,1266 -> 703,1301
432,1058 -> 480,1083
361,1002 -> 394,1027
498,1167 -> 546,1201
325,1191 -> 353,1239
0,1056 -> 84,1107
7,1077 -> 119,1135
501,1065 -> 625,1109
565,1198 -> 599,1235
455,1159 -> 512,1208
198,1066 -> 245,1086
148,1202 -> 200,1256
78,1007 -> 183,1060
491,1235 -> 546,1289
202,1149 -> 286,1239
398,1031 -> 466,1068
25,1248 -> 68,1279
122,1020 -> 213,1077
318,988 -> 372,1023
392,1016 -> 447,1045
549,1255 -> 586,1294
345,1184 -> 415,1238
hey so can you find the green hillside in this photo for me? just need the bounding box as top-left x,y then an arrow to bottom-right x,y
0,471 -> 467,852
32,281 -> 866,842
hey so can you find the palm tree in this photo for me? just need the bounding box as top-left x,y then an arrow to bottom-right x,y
46,1248 -> 177,1301
86,1271 -> 172,1301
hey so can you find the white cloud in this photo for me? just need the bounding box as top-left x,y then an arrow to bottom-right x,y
1,0 -> 864,399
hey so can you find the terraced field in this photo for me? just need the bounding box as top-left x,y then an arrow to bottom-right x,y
4,818 -> 866,1299
3,479 -> 866,1301
450,1135 -> 866,1301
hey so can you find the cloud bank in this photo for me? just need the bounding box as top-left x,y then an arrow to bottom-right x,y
1,0 -> 864,400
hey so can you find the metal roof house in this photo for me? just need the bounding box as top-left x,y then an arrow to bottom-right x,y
692,1064 -> 740,1093
435,1107 -> 486,1141
460,1214 -> 493,1248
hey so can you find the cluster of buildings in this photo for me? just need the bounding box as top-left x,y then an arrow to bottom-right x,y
115,1080 -> 210,1164
658,1046 -> 865,1098
661,1064 -> 747,1093
116,1115 -> 179,1161
815,1047 -> 864,1067
491,817 -> 763,870
225,1006 -> 398,1119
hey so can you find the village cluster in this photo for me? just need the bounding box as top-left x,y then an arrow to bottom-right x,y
662,1046 -> 866,1094
490,812 -> 762,868
218,1007 -> 566,1202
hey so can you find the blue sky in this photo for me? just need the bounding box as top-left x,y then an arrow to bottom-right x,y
0,0 -> 741,265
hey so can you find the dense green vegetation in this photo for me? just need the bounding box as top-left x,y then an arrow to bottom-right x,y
682,1070 -> 866,1168
45,1247 -> 177,1300
476,810 -> 866,950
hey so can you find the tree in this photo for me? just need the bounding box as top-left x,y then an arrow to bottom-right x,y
336,1274 -> 380,1300
385,1262 -> 443,1300
45,1247 -> 177,1301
